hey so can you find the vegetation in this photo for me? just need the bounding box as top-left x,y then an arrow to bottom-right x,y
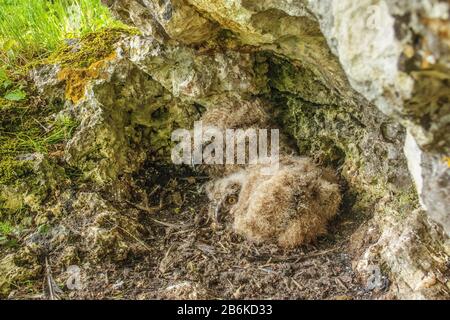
0,0 -> 123,175
0,0 -> 124,65
0,0 -> 124,223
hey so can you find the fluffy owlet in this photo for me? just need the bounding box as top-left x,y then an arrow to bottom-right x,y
205,156 -> 342,249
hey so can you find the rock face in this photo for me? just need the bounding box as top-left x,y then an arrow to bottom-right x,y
308,0 -> 450,238
100,0 -> 449,299
1,1 -> 448,299
103,0 -> 450,233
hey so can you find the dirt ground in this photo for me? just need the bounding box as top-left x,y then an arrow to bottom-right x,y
8,162 -> 378,300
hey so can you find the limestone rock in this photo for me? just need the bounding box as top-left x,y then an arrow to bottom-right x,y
354,210 -> 449,299
102,0 -> 449,299
308,0 -> 450,236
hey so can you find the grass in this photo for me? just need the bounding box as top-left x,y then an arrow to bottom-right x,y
0,97 -> 78,183
0,58 -> 78,187
4,115 -> 78,154
0,0 -> 124,65
0,221 -> 18,248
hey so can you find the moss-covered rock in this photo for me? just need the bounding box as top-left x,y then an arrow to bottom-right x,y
0,247 -> 42,297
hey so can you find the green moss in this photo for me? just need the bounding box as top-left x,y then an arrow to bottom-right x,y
273,92 -> 349,167
42,27 -> 139,104
0,249 -> 42,298
264,54 -> 356,167
392,185 -> 420,216
0,157 -> 33,186
0,102 -> 78,186
263,54 -> 420,224
45,27 -> 139,69
266,54 -> 339,105
0,220 -> 20,248
0,67 -> 78,217
148,102 -> 200,159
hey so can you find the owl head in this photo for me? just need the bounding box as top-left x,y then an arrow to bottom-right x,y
204,171 -> 246,225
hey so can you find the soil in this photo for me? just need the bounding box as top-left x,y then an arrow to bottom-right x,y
9,162 -> 377,300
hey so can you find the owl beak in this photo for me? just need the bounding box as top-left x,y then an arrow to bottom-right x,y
209,201 -> 223,224
215,201 -> 222,222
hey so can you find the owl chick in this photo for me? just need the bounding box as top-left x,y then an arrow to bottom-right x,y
205,156 -> 341,249
198,98 -> 295,177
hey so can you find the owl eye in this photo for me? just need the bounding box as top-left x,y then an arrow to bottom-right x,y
227,195 -> 238,205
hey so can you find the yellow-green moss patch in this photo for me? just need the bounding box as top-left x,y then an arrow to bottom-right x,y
45,27 -> 138,68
